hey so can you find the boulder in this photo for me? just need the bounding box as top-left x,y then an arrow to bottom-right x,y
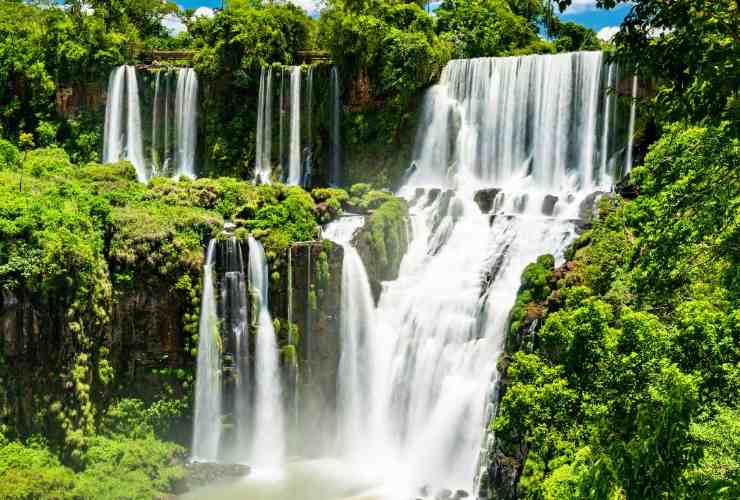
541,195 -> 558,216
473,188 -> 501,213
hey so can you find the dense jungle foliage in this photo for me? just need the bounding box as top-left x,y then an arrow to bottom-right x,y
0,0 -> 737,498
496,123 -> 739,499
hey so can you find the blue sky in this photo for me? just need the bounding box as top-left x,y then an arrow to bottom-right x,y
172,1 -> 631,40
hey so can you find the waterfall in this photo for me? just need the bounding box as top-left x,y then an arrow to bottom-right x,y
248,236 -> 285,467
625,74 -> 638,175
151,71 -> 162,175
599,64 -> 617,183
287,66 -> 302,185
220,237 -> 251,461
330,67 -> 342,187
103,65 -> 125,167
175,68 -> 199,179
410,52 -> 616,191
124,66 -> 146,181
335,51 -> 631,497
255,67 -> 274,184
323,216 -> 379,458
303,66 -> 314,186
192,240 -> 222,462
103,65 -> 199,181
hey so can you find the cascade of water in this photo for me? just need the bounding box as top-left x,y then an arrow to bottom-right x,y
124,66 -> 146,181
334,51 -> 630,498
175,68 -> 199,178
163,70 -> 173,174
192,240 -> 222,462
279,68 -> 286,181
599,64 -> 617,184
263,68 -> 273,183
625,74 -> 638,176
303,66 -> 314,186
103,65 -> 199,181
218,236 -> 251,462
151,71 -> 162,175
256,68 -> 266,183
323,216 -> 379,458
410,52 -> 613,192
288,66 -> 302,185
103,65 -> 126,165
330,67 -> 342,187
248,236 -> 285,467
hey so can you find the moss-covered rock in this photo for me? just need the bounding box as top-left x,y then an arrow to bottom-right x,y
351,197 -> 409,300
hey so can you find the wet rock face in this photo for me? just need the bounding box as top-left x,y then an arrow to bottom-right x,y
277,241 -> 344,454
473,188 -> 501,213
578,191 -> 606,222
0,281 -> 195,440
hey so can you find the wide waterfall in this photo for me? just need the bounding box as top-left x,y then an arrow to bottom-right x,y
189,51 -> 633,500
357,51 -> 633,497
248,236 -> 286,467
323,216 -> 379,457
103,65 -> 199,181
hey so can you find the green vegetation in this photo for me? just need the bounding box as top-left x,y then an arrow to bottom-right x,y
0,398 -> 186,500
0,1 -> 737,499
490,123 -> 739,499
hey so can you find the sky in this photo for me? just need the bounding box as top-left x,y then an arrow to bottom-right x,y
169,1 -> 631,41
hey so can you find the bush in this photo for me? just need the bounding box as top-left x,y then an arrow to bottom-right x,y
0,139 -> 20,169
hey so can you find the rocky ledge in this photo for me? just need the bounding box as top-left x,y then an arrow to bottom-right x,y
174,462 -> 251,493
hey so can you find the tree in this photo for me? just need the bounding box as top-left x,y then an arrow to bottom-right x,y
435,0 -> 540,58
555,0 -> 739,124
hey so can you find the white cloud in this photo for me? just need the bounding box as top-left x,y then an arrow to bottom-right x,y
193,7 -> 215,19
162,13 -> 186,35
162,6 -> 214,36
564,0 -> 600,13
597,26 -> 619,41
287,0 -> 321,15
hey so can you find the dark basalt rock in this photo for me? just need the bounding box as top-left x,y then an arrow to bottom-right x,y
541,194 -> 558,216
473,188 -> 501,213
426,188 -> 442,206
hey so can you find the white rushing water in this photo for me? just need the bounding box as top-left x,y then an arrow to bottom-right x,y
189,51 -> 633,500
255,67 -> 274,184
103,65 -> 126,167
248,236 -> 286,468
331,66 -> 342,186
103,65 -> 199,181
625,74 -> 639,176
328,51 -> 630,498
287,66 -> 302,185
192,240 -> 222,462
124,66 -> 146,181
323,216 -> 380,458
175,68 -> 199,179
